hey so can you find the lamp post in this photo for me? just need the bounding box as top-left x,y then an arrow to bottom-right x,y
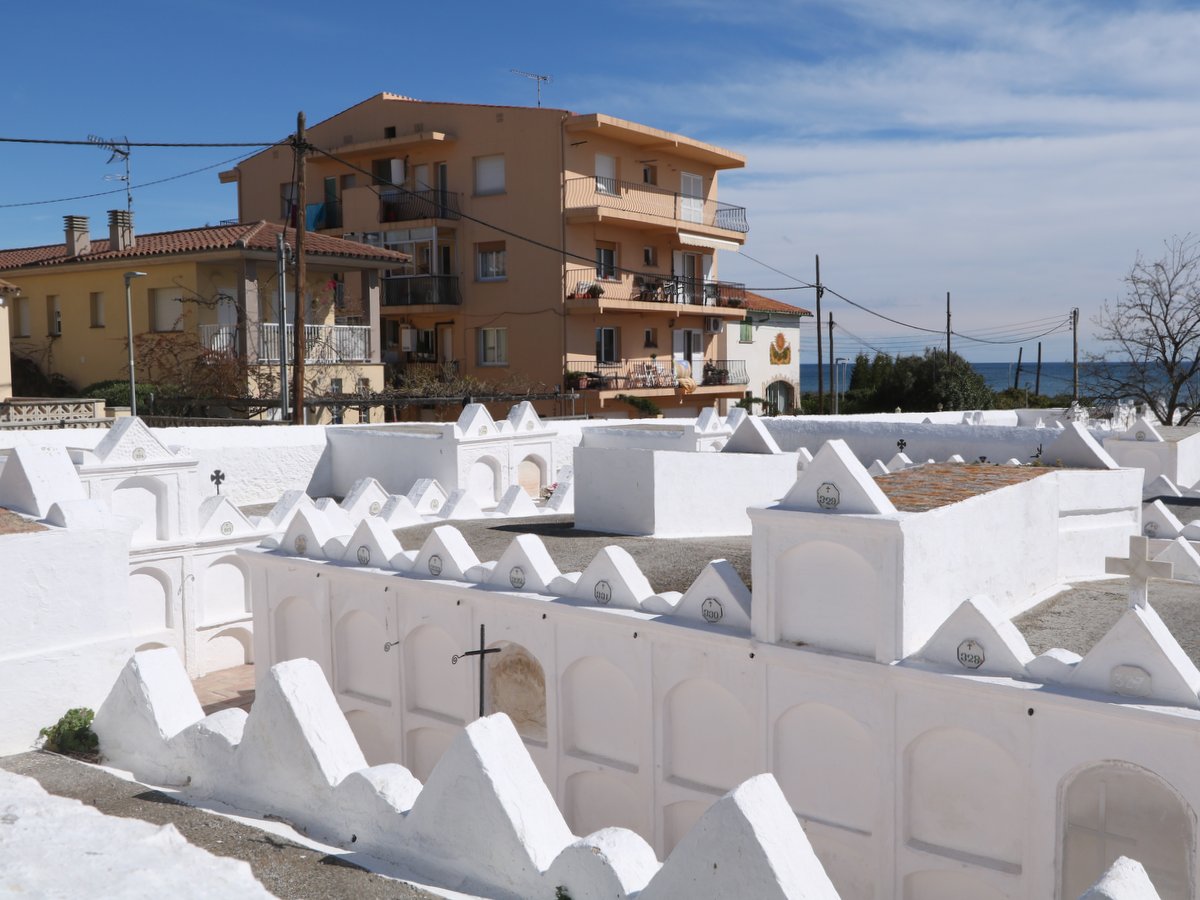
123,271 -> 147,417
835,357 -> 847,414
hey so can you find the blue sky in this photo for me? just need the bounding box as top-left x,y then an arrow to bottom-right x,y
4,0 -> 1200,364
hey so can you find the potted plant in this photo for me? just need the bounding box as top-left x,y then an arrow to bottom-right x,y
586,283 -> 605,299
565,371 -> 589,390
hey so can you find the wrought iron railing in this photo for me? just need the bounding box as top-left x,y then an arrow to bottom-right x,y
258,323 -> 371,364
565,357 -> 747,391
565,266 -> 746,308
564,177 -> 748,233
382,275 -> 462,306
379,189 -> 462,222
700,359 -> 749,386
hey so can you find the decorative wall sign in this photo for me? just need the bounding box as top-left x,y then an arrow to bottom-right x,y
526,422 -> 535,431
220,521 -> 234,536
429,498 -> 440,511
479,426 -> 488,435
509,566 -> 526,589
769,332 -> 791,366
428,554 -> 443,576
1144,520 -> 1159,537
593,580 -> 612,605
357,546 -> 371,565
1136,430 -> 1147,441
956,639 -> 985,669
816,482 -> 841,510
294,534 -> 308,555
700,597 -> 724,624
368,501 -> 382,516
1110,664 -> 1152,697
132,447 -> 147,462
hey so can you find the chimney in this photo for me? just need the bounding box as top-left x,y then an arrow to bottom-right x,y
63,216 -> 89,257
108,209 -> 134,252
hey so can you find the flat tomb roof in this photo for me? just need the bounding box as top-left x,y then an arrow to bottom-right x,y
874,463 -> 1052,512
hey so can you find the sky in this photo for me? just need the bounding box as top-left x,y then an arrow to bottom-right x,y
4,0 -> 1199,366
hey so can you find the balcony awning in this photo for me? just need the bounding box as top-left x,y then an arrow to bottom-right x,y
679,232 -> 741,252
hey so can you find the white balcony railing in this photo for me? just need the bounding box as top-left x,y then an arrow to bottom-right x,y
199,323 -> 372,364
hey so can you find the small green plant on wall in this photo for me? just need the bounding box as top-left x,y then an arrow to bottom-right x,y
38,707 -> 100,759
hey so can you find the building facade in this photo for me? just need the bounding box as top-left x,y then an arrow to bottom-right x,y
223,94 -> 753,418
0,215 -> 408,420
730,290 -> 812,415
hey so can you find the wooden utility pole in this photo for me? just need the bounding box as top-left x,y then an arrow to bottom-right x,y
946,291 -> 951,357
1035,341 -> 1042,396
291,111 -> 307,425
1013,346 -> 1023,391
815,255 -> 824,414
828,312 -> 835,414
1072,308 -> 1080,401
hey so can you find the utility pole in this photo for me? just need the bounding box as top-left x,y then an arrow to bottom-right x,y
1072,308 -> 1080,402
815,255 -> 824,414
1013,346 -> 1023,392
291,111 -> 307,425
1035,341 -> 1042,397
828,312 -> 835,415
276,232 -> 290,421
946,291 -> 951,358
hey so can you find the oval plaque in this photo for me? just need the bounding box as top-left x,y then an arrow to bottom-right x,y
816,482 -> 840,510
428,554 -> 443,576
1144,520 -> 1159,537
357,545 -> 371,565
132,446 -> 147,462
509,566 -> 527,589
479,425 -> 488,435
293,534 -> 308,555
368,501 -> 382,516
593,580 -> 612,605
1136,430 -> 1146,441
220,521 -> 234,536
526,422 -> 534,431
429,498 -> 440,511
957,639 -> 985,670
1111,664 -> 1152,697
700,597 -> 724,624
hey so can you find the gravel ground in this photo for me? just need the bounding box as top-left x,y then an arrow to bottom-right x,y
0,752 -> 438,900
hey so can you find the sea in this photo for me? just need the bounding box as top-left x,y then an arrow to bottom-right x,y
797,361 -> 1138,399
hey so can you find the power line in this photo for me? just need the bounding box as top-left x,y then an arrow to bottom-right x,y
0,136 -> 283,148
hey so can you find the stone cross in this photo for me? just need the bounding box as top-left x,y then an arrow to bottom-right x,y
1105,535 -> 1173,609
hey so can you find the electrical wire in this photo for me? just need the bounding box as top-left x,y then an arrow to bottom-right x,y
0,136 -> 284,148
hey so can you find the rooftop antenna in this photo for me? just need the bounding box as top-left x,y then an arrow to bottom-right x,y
510,69 -> 552,107
87,134 -> 132,213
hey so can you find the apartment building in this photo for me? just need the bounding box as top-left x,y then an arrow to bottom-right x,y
0,214 -> 408,419
222,93 -> 752,418
0,279 -> 15,401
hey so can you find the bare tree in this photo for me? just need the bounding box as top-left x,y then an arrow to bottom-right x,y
1091,235 -> 1200,425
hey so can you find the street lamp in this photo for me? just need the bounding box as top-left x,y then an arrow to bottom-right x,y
124,271 -> 147,417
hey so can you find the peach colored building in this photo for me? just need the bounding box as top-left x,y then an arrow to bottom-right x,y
0,215 -> 408,421
0,279 -> 15,402
222,94 -> 752,418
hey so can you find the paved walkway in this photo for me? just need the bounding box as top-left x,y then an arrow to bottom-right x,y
193,664 -> 256,715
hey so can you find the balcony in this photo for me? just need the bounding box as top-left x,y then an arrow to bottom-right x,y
305,200 -> 343,230
382,275 -> 462,307
199,323 -> 372,364
565,266 -> 746,310
379,188 -> 462,223
565,357 -> 748,391
564,177 -> 748,235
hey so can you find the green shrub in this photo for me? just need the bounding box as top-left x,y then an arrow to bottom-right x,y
39,707 -> 99,757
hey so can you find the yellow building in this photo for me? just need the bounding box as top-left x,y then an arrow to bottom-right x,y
0,278 -> 16,402
223,94 -> 751,417
0,213 -> 408,419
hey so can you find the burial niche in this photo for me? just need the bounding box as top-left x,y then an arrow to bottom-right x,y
485,641 -> 546,743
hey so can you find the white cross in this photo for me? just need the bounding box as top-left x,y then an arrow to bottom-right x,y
1105,535 -> 1173,609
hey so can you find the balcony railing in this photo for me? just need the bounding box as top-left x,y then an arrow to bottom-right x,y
566,266 -> 746,308
564,177 -> 748,234
260,323 -> 370,364
306,200 -> 343,230
379,188 -> 462,222
566,357 -> 748,391
382,275 -> 462,307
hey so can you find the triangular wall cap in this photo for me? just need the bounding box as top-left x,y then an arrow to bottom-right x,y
778,439 -> 897,515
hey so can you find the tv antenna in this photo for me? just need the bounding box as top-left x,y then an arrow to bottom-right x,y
87,134 -> 132,213
510,69 -> 552,107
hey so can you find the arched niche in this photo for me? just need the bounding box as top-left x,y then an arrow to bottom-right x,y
517,454 -> 547,497
664,678 -> 756,792
774,702 -> 874,834
777,540 -> 879,657
565,771 -> 644,839
1060,762 -> 1194,900
345,708 -> 396,767
202,556 -> 249,625
135,641 -> 168,652
562,655 -> 640,769
335,609 -> 390,704
406,725 -> 455,783
404,624 -> 469,721
905,727 -> 1024,872
468,455 -> 502,504
272,596 -> 326,669
485,641 -> 546,743
112,475 -> 168,542
204,626 -> 252,671
129,568 -> 172,633
663,799 -> 709,855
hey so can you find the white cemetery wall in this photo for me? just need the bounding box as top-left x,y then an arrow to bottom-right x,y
1055,469 -> 1142,578
326,428 -> 458,498
0,517 -> 136,754
573,448 -> 659,535
649,450 -> 799,537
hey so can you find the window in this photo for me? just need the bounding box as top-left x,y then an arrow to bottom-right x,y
477,241 -> 507,280
46,296 -> 61,336
152,288 -> 184,332
595,154 -> 617,194
644,327 -> 658,349
414,328 -> 435,360
595,242 -> 617,280
643,246 -> 658,267
479,327 -> 508,365
13,296 -> 30,337
642,164 -> 658,185
595,326 -> 618,363
90,292 -> 105,328
340,173 -> 357,190
280,182 -> 298,220
330,377 -> 343,394
474,154 -> 505,196
384,125 -> 397,139
739,320 -> 753,343
372,158 -> 404,186
357,377 -> 371,394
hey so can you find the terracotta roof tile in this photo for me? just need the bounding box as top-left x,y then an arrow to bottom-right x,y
0,221 -> 409,272
742,290 -> 812,316
874,463 -> 1052,512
